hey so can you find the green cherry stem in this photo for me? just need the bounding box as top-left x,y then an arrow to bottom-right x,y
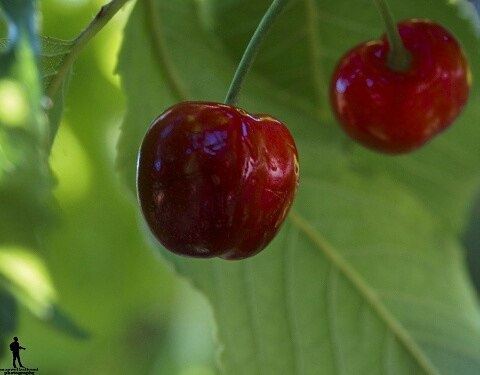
224,0 -> 290,106
373,0 -> 411,71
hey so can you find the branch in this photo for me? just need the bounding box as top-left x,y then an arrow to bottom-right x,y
46,0 -> 131,99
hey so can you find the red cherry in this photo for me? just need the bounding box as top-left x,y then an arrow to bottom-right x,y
137,101 -> 299,260
330,19 -> 470,154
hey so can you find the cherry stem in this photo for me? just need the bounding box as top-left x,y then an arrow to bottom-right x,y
373,0 -> 411,71
224,0 -> 290,106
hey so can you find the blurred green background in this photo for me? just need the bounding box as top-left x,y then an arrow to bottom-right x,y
0,1 -> 216,374
0,0 -> 480,375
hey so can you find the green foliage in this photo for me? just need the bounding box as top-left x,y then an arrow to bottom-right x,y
1,1 -> 207,373
40,36 -> 74,144
0,247 -> 88,338
1,0 -> 480,373
117,0 -> 480,374
0,0 -> 52,348
0,1 -> 53,246
0,0 -> 83,344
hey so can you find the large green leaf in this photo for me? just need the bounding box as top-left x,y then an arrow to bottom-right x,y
118,0 -> 480,373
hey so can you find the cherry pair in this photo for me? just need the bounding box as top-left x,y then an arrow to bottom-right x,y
137,19 -> 470,259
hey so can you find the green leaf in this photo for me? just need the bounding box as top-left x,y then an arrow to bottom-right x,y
0,1 -> 54,245
0,0 -> 51,344
118,0 -> 480,373
0,1 -> 84,339
0,247 -> 56,316
39,36 -> 74,144
0,35 -> 74,144
0,247 -> 88,339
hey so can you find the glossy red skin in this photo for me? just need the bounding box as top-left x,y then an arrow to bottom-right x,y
137,102 -> 299,260
330,19 -> 470,154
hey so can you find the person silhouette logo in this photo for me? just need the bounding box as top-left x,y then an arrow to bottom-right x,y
9,337 -> 26,369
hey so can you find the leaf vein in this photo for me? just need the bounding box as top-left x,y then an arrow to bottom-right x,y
326,267 -> 344,375
289,210 -> 440,375
242,263 -> 264,375
284,223 -> 304,375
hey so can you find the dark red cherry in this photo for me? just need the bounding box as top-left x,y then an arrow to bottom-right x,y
330,19 -> 470,154
137,101 -> 299,260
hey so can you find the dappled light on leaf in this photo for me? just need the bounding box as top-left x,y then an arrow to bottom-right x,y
50,123 -> 93,203
0,79 -> 28,127
0,247 -> 56,318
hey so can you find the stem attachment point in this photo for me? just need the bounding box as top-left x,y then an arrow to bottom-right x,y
373,0 -> 411,72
